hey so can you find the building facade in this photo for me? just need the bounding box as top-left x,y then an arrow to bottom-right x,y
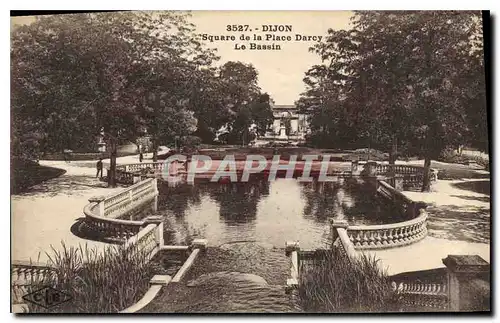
263,104 -> 310,142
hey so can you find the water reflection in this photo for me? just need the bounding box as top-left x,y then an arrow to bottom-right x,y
207,177 -> 270,225
147,175 -> 406,248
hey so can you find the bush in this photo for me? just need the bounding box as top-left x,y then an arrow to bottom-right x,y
24,242 -> 159,313
438,148 -> 490,171
343,148 -> 389,162
181,135 -> 202,148
298,248 -> 394,312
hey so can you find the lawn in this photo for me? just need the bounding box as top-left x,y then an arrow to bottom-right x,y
11,160 -> 66,194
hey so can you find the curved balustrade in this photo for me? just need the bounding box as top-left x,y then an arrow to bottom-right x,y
124,223 -> 162,262
83,178 -> 159,241
346,209 -> 428,249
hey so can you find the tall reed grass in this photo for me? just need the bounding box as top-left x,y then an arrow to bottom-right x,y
298,248 -> 394,312
25,242 -> 158,313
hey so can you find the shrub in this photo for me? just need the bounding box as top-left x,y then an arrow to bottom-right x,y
24,242 -> 158,313
438,148 -> 490,171
181,135 -> 202,149
298,248 -> 393,312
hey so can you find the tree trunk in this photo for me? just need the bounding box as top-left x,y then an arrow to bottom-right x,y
421,155 -> 432,192
108,139 -> 117,188
152,137 -> 158,162
389,137 -> 398,165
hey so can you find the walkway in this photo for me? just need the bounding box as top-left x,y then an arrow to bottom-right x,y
11,159 -> 134,262
362,178 -> 490,275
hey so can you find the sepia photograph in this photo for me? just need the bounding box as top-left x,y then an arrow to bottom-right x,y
10,10 -> 490,314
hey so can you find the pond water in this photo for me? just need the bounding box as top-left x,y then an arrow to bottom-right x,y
134,175 -> 406,249
135,174 -> 407,313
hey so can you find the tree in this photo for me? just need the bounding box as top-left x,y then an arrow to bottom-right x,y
299,11 -> 486,191
11,12 -> 219,186
216,62 -> 274,145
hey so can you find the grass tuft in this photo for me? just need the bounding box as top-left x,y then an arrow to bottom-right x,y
298,248 -> 394,313
25,242 -> 157,313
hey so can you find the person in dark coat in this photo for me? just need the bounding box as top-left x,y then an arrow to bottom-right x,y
96,158 -> 103,179
139,152 -> 144,163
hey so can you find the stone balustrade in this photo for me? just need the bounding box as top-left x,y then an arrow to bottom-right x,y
330,219 -> 359,261
391,281 -> 449,310
377,180 -> 426,217
124,162 -> 166,173
11,261 -> 58,305
374,164 -> 425,176
123,220 -> 164,263
334,179 -> 429,250
115,168 -> 135,184
84,178 -> 159,241
285,241 -> 300,292
393,281 -> 448,296
357,162 -> 438,189
346,209 -> 428,249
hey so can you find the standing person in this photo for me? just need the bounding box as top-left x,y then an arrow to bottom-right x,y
96,158 -> 103,179
139,152 -> 144,163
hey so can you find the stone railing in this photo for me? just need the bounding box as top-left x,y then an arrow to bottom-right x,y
330,219 -> 359,260
373,164 -> 424,176
110,161 -> 185,184
346,209 -> 428,250
285,241 -> 300,292
11,220 -> 166,313
119,239 -> 208,313
83,178 -> 159,241
123,162 -> 166,173
376,180 -> 427,217
11,260 -> 58,309
355,162 -> 438,190
390,255 -> 490,312
114,168 -> 136,184
123,219 -> 164,263
391,281 -> 449,310
332,180 -> 429,250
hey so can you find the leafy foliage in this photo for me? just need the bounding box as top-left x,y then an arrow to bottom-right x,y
24,243 -> 161,313
299,11 -> 487,190
11,12 -> 274,183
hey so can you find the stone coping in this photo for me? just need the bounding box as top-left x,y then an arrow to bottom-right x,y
83,178 -> 158,230
348,208 -> 428,231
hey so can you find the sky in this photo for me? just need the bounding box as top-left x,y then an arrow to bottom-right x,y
11,11 -> 354,105
189,11 -> 354,104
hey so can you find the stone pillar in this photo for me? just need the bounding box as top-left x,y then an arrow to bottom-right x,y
393,174 -> 404,191
442,255 -> 490,311
144,215 -> 164,247
330,219 -> 349,247
191,239 -> 208,252
285,241 -> 300,293
363,161 -> 377,177
88,195 -> 106,216
152,195 -> 158,213
351,160 -> 359,175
